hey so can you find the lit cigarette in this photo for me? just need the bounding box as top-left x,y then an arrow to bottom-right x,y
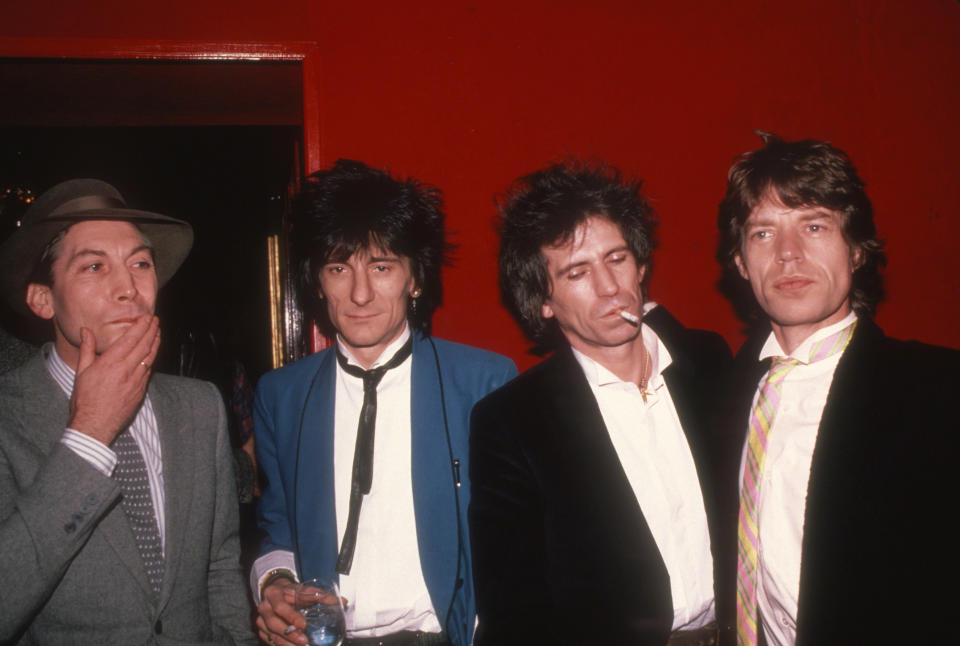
618,309 -> 640,326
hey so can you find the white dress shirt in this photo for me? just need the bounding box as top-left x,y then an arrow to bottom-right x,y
253,325 -> 441,637
45,343 -> 166,549
571,302 -> 715,630
742,312 -> 857,646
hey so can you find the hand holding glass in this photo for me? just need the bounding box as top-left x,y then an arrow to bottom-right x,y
293,579 -> 346,646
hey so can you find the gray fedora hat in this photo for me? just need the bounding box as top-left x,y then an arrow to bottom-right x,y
0,178 -> 193,314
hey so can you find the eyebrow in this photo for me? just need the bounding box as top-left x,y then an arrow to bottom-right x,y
797,210 -> 834,221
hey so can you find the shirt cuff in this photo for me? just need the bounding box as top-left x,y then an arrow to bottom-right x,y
250,550 -> 298,604
61,428 -> 117,476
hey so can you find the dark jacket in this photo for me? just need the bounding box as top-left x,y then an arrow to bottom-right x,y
715,318 -> 960,645
469,305 -> 733,646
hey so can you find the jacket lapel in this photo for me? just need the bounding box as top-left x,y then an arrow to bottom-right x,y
152,378 -> 195,607
15,353 -> 71,455
544,346 -> 664,545
795,319 -> 884,635
410,333 -> 459,627
296,350 -> 339,580
644,307 -> 702,451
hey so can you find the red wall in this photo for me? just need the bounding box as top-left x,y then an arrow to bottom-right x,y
4,0 -> 958,370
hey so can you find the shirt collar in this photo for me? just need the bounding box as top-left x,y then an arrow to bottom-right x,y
336,322 -> 412,370
43,342 -> 76,398
759,311 -> 858,362
572,301 -> 672,388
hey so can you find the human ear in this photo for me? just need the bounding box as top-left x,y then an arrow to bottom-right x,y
637,264 -> 647,284
851,246 -> 864,271
26,283 -> 55,320
734,254 -> 749,280
541,301 -> 555,320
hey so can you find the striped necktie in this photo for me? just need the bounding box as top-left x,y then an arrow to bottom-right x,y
736,320 -> 857,646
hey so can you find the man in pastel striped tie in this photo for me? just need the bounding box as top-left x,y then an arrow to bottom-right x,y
714,134 -> 960,645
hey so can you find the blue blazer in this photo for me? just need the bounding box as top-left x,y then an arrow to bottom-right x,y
254,332 -> 516,646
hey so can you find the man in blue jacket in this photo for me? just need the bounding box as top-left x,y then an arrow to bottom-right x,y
252,160 -> 516,646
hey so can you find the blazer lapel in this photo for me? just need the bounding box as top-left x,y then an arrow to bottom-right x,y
410,333 -> 459,625
795,319 -> 884,635
642,305 -> 727,491
296,351 -> 339,580
152,378 -> 195,606
544,347 -> 665,552
15,353 -> 72,456
98,494 -> 157,601
644,306 -> 699,435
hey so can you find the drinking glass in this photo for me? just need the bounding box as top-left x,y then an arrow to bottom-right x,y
293,579 -> 346,646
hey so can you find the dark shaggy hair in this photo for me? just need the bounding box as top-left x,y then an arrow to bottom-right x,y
498,159 -> 657,353
717,133 -> 886,324
291,159 -> 453,337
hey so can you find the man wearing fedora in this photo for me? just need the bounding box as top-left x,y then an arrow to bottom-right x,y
0,179 -> 256,645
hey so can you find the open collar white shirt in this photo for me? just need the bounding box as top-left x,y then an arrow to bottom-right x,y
571,302 -> 715,631
332,325 -> 440,636
743,312 -> 857,646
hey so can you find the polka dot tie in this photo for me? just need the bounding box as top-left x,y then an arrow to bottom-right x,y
113,429 -> 164,597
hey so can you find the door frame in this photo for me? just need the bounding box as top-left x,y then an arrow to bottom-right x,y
0,37 -> 322,173
0,37 -> 323,363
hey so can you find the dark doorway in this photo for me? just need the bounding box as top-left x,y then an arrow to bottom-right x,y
0,57 -> 306,377
0,125 -> 297,382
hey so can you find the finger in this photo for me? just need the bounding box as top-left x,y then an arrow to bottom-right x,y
277,628 -> 307,646
275,603 -> 306,629
100,314 -> 153,361
143,325 -> 161,365
77,328 -> 97,374
113,316 -> 158,375
267,615 -> 307,646
129,316 -> 160,363
264,613 -> 299,640
134,328 -> 161,376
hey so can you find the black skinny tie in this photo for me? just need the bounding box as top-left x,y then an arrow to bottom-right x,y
334,337 -> 413,575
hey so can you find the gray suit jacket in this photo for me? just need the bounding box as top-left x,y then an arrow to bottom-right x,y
0,350 -> 256,646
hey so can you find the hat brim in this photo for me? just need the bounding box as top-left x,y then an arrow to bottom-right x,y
0,208 -> 193,316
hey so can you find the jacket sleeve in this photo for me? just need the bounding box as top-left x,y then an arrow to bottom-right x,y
252,376 -> 294,558
0,422 -> 121,641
